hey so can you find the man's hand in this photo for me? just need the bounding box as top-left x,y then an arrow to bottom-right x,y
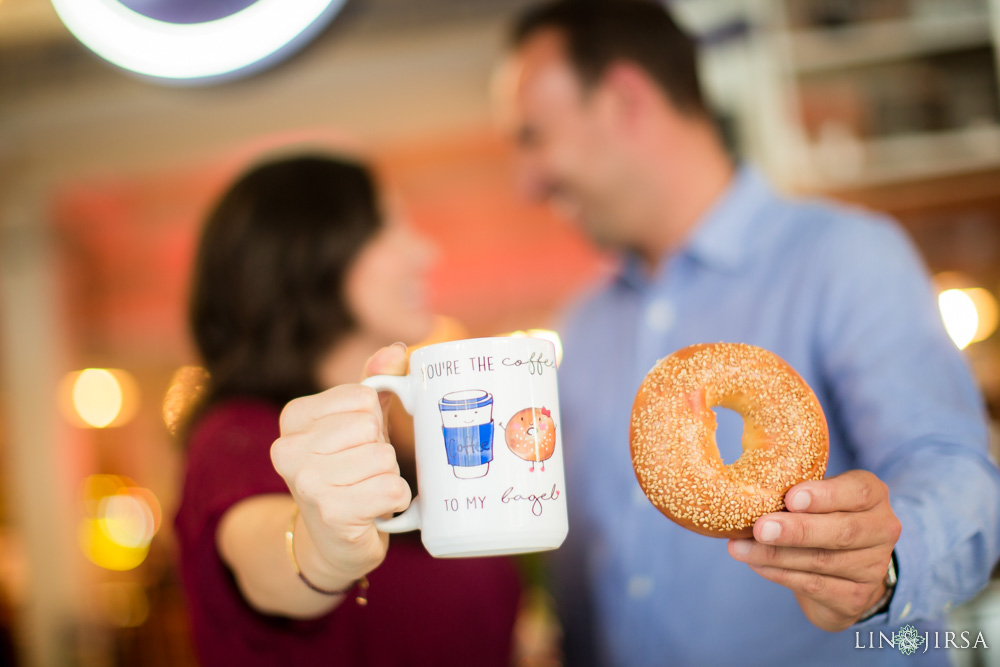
727,470 -> 901,632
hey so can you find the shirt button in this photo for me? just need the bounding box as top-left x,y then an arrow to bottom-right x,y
645,299 -> 676,333
628,575 -> 654,599
900,601 -> 912,620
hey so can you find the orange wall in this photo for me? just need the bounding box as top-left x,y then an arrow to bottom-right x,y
52,129 -> 607,363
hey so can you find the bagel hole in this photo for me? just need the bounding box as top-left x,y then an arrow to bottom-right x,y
711,407 -> 745,465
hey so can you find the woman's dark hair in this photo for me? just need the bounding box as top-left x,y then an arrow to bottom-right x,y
189,154 -> 382,414
511,0 -> 707,117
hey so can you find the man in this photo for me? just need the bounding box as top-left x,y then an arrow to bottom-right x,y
494,2 -> 1000,664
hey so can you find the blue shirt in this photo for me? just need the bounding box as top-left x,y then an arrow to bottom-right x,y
555,167 -> 1000,666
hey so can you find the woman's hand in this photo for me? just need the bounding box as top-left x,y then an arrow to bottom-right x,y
270,343 -> 412,592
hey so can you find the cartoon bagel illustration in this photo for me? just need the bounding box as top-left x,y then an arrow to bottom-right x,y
504,407 -> 556,472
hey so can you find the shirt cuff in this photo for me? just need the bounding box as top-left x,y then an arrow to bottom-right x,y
853,502 -> 926,629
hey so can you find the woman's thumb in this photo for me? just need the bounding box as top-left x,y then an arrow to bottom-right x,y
363,342 -> 409,380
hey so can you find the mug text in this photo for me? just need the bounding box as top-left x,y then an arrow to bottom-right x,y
501,484 -> 561,516
444,496 -> 486,512
502,352 -> 556,376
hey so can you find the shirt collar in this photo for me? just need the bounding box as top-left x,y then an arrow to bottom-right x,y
616,165 -> 774,288
682,164 -> 773,272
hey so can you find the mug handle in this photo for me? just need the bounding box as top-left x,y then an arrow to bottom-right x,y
361,374 -> 420,533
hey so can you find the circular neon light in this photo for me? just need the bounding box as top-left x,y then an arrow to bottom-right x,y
119,0 -> 258,24
50,0 -> 346,83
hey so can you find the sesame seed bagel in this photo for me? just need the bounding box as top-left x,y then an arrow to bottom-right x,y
630,343 -> 829,538
505,407 -> 557,464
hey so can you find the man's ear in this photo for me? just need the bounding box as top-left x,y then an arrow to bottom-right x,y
598,61 -> 659,131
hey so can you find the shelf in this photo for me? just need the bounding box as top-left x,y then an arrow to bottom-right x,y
795,124 -> 1000,188
786,12 -> 993,73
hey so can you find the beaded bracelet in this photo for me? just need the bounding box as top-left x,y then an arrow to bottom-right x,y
285,506 -> 369,606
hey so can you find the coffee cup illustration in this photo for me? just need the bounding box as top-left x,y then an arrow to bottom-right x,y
439,390 -> 494,479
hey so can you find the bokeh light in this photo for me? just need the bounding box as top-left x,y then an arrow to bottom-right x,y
935,272 -> 999,350
73,369 -> 121,427
59,368 -> 140,428
162,365 -> 209,435
964,287 -> 999,344
99,495 -> 155,549
939,289 -> 979,350
79,518 -> 149,572
79,475 -> 161,571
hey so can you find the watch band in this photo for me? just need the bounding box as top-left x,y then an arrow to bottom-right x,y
857,551 -> 898,622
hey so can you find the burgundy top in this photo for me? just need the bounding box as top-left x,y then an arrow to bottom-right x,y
175,399 -> 521,666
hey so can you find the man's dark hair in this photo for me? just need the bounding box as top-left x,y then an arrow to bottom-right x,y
511,0 -> 707,116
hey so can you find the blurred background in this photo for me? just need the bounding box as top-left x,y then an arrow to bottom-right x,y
1,0 -> 999,665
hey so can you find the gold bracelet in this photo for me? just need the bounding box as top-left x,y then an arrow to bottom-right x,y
285,505 -> 369,606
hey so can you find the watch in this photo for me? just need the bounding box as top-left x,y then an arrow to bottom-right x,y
857,551 -> 898,622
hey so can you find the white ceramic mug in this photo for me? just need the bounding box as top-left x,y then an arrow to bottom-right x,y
363,337 -> 569,558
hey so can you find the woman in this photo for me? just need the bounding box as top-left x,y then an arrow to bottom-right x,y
175,155 -> 521,666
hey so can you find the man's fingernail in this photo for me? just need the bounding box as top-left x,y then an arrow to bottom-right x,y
790,490 -> 811,511
732,539 -> 752,557
390,341 -> 407,354
760,521 -> 781,543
